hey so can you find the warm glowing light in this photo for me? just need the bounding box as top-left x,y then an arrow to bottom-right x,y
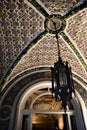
58,114 -> 64,129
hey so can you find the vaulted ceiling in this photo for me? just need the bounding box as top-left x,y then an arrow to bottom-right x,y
0,0 -> 87,89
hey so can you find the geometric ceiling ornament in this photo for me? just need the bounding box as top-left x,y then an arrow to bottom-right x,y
0,0 -> 87,88
36,0 -> 81,15
0,0 -> 45,82
46,16 -> 62,32
7,34 -> 87,82
64,8 -> 87,64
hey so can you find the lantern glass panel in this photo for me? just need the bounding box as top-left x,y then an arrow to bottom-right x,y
59,69 -> 67,87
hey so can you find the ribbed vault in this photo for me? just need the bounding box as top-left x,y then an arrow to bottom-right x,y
0,0 -> 87,123
0,0 -> 87,88
0,1 -> 87,130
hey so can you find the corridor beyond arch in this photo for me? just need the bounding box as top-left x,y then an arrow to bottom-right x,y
0,69 -> 87,130
15,81 -> 86,130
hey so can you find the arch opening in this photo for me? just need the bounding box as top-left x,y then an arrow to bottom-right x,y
14,81 -> 86,130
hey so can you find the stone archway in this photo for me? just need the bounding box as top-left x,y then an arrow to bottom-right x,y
15,81 -> 86,130
0,68 -> 87,130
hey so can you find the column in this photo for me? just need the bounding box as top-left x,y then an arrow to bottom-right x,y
27,114 -> 32,130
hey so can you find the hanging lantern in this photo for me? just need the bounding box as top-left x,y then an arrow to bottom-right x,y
51,22 -> 75,112
51,57 -> 75,111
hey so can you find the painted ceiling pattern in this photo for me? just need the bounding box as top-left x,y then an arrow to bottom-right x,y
0,0 -> 87,89
36,0 -> 81,15
65,8 -> 87,63
0,0 -> 45,82
8,34 -> 87,82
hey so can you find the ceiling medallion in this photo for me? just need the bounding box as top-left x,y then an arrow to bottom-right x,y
47,16 -> 62,32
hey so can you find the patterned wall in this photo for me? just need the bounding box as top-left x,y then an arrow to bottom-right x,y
36,0 -> 81,15
0,0 -> 44,81
0,1 -> 87,129
0,0 -> 87,88
65,8 -> 87,63
8,34 -> 87,82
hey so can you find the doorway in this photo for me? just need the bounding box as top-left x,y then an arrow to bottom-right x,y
15,81 -> 86,130
22,113 -> 77,130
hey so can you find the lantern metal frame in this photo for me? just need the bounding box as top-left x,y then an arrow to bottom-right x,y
51,22 -> 75,112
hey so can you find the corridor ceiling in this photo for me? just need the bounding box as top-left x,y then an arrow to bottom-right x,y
0,0 -> 87,88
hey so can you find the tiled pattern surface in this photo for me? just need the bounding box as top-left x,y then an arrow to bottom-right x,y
0,1 -> 87,130
36,0 -> 80,15
0,0 -> 87,107
0,0 -> 86,84
8,34 -> 87,81
0,0 -> 44,79
65,8 -> 87,63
